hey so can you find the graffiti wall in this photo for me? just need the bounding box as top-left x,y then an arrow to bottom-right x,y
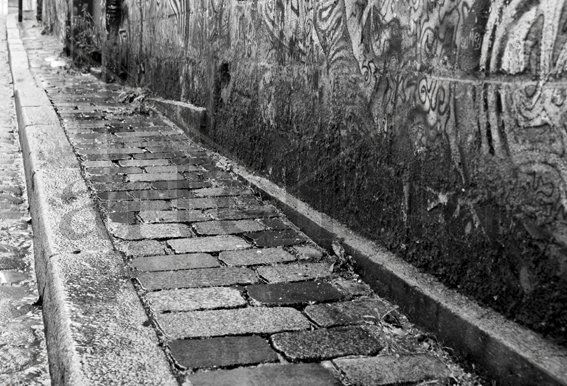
103,0 -> 567,345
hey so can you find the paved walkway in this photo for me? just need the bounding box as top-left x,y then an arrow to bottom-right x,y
0,13 -> 50,385
16,18 -> 483,385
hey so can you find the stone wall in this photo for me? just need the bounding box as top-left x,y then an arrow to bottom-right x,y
100,0 -> 567,345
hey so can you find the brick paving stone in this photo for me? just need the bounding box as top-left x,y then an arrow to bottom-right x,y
331,278 -> 374,298
109,223 -> 194,240
206,206 -> 279,220
245,229 -> 306,247
83,160 -> 114,168
106,200 -> 171,212
83,153 -> 132,161
271,326 -> 383,361
128,173 -> 185,182
193,220 -> 268,235
106,211 -> 138,224
86,167 -> 143,175
304,299 -> 391,327
96,191 -> 132,201
79,147 -> 146,155
291,245 -> 325,260
145,165 -> 203,173
247,280 -> 343,306
256,263 -> 332,283
174,197 -> 236,210
89,174 -> 125,183
134,152 -> 186,160
140,210 -> 210,224
260,217 -> 292,230
333,354 -> 451,386
137,267 -> 258,290
132,253 -> 219,272
93,182 -> 153,192
146,287 -> 246,312
219,248 -> 296,266
158,307 -> 311,339
101,189 -> 196,202
118,159 -> 170,167
152,180 -> 212,190
192,187 -> 254,197
170,335 -> 278,370
187,364 -> 341,386
168,236 -> 251,253
117,240 -> 168,257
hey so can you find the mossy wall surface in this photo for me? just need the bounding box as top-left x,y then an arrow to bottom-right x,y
98,0 -> 567,345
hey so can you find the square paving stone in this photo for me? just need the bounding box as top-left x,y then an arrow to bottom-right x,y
132,253 -> 219,272
117,240 -> 168,257
170,335 -> 278,370
333,354 -> 451,385
245,229 -> 306,247
271,326 -> 383,361
168,236 -> 251,253
187,364 -> 341,386
257,263 -> 332,283
158,307 -> 311,339
305,299 -> 392,327
137,267 -> 258,290
139,210 -> 210,224
219,248 -> 296,266
146,287 -> 246,312
247,280 -> 343,306
109,223 -> 194,240
193,220 -> 267,235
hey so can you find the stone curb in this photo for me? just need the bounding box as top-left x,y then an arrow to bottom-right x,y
7,16 -> 176,385
153,101 -> 567,385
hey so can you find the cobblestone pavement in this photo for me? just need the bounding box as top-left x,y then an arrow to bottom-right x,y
19,19 -> 485,385
0,15 -> 50,385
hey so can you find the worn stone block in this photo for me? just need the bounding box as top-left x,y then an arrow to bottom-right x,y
186,364 -> 341,386
128,173 -> 184,182
146,287 -> 246,312
245,229 -> 306,247
125,189 -> 196,201
158,307 -> 310,339
206,206 -> 279,220
139,210 -> 210,223
168,236 -> 250,253
106,211 -> 138,224
219,248 -> 296,266
304,299 -> 392,327
257,263 -> 332,283
106,200 -> 171,212
152,180 -> 211,190
271,326 -> 383,361
192,187 -> 254,197
333,354 -> 451,385
117,240 -> 168,257
170,335 -> 278,369
83,160 -> 114,168
174,197 -> 235,210
193,220 -> 267,235
145,165 -> 203,173
291,245 -> 325,260
137,267 -> 258,290
247,280 -> 343,306
109,223 -> 194,240
92,182 -> 154,192
118,159 -> 170,167
132,253 -> 219,272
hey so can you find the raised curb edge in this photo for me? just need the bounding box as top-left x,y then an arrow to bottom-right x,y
6,15 -> 177,386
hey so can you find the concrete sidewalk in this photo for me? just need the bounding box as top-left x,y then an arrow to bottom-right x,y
11,15 -> 486,386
